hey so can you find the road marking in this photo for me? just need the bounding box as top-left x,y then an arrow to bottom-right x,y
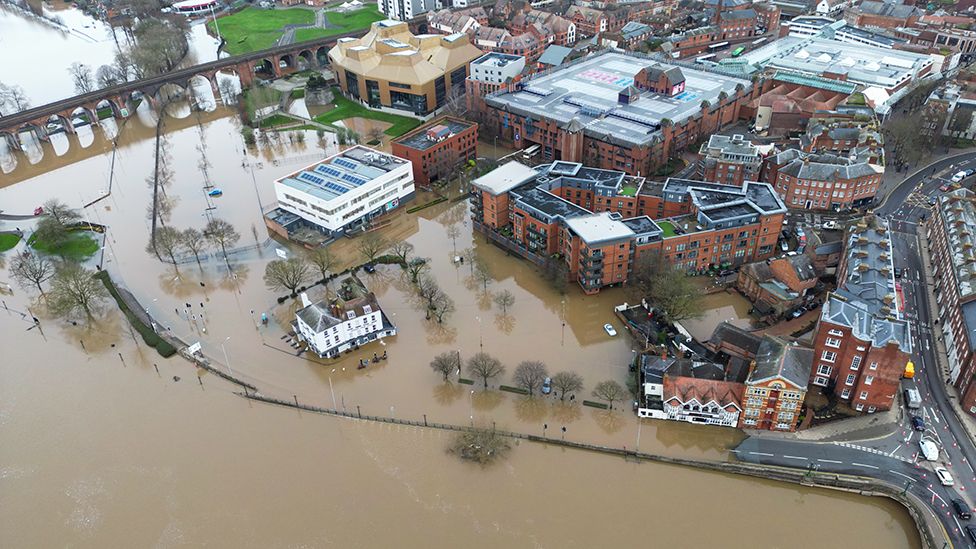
954,516 -> 962,533
928,487 -> 949,507
930,407 -> 941,424
749,451 -> 774,457
852,462 -> 879,469
967,460 -> 975,474
818,459 -> 842,464
890,445 -> 903,457
890,469 -> 915,481
783,455 -> 807,460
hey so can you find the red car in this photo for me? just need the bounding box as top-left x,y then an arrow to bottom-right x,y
33,206 -> 43,216
940,184 -> 951,192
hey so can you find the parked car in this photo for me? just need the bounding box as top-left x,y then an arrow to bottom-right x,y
541,377 -> 552,395
929,196 -> 938,206
363,263 -> 376,273
952,170 -> 967,183
952,498 -> 972,520
894,267 -> 904,278
789,308 -> 804,319
966,168 -> 975,177
936,466 -> 955,486
604,323 -> 617,337
940,183 -> 951,192
911,415 -> 925,432
905,388 -> 922,410
821,220 -> 839,230
780,240 -> 789,252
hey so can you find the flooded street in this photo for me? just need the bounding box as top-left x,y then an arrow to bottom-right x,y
0,7 -> 920,547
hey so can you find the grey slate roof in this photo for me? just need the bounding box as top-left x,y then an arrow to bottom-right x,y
748,336 -> 814,389
815,240 -> 843,255
710,321 -> 763,356
855,1 -> 917,19
774,148 -> 880,182
296,302 -> 342,332
620,21 -> 651,41
720,8 -> 757,20
537,45 -> 572,66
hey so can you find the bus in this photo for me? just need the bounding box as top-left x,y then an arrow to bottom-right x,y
731,46 -> 745,57
521,144 -> 541,160
708,41 -> 730,51
695,54 -> 716,63
752,37 -> 768,46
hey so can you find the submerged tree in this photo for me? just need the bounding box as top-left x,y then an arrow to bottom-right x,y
264,256 -> 312,295
592,380 -> 626,410
448,428 -> 511,465
147,226 -> 183,270
430,351 -> 460,381
10,253 -> 55,295
493,289 -> 515,314
551,371 -> 584,401
513,360 -> 548,396
203,218 -> 240,267
628,251 -> 703,323
48,263 -> 109,322
180,228 -> 208,267
466,352 -> 505,389
357,231 -> 387,264
306,246 -> 336,283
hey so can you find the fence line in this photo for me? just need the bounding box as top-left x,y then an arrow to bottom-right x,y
239,391 -> 945,548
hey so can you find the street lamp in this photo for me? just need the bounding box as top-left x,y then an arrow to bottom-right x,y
469,389 -> 475,426
476,315 -> 483,350
220,336 -> 233,377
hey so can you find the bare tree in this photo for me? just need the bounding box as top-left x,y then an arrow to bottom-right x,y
147,226 -> 183,270
430,351 -> 460,381
628,252 -> 702,323
592,380 -> 626,410
180,228 -> 208,267
0,82 -> 31,113
551,371 -> 584,401
406,257 -> 429,284
203,218 -> 240,267
366,126 -> 384,144
467,352 -> 505,389
493,289 -> 515,313
33,200 -> 83,254
513,360 -> 549,395
113,49 -> 134,83
416,274 -> 441,318
390,241 -> 414,264
10,253 -> 55,295
448,428 -> 511,464
442,85 -> 468,118
95,64 -> 123,89
42,199 -> 82,226
48,263 -> 109,322
68,62 -> 95,94
446,224 -> 461,252
264,257 -> 312,295
306,247 -> 336,283
431,290 -> 455,323
128,18 -> 189,78
357,231 -> 387,264
473,258 -> 492,292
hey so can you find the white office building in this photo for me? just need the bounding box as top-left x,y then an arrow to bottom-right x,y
469,52 -> 526,85
377,0 -> 432,20
294,290 -> 397,359
272,146 -> 415,237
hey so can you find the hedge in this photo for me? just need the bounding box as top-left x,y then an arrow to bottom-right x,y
582,400 -> 609,409
406,196 -> 448,214
95,271 -> 177,358
499,385 -> 530,395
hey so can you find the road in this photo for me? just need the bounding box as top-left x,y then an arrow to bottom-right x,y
736,153 -> 976,548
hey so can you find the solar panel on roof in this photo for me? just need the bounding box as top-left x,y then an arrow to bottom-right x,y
315,165 -> 343,178
325,182 -> 349,195
333,158 -> 359,170
342,173 -> 368,186
298,172 -> 325,185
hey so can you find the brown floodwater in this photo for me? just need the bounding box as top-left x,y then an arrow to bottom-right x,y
0,15 -> 921,542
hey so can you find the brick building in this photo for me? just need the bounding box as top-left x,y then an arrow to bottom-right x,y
469,26 -> 546,62
509,9 -> 577,46
928,189 -> 976,418
698,134 -> 771,186
465,52 -> 525,115
740,336 -> 813,431
762,148 -> 883,211
471,160 -> 787,294
845,1 -> 919,30
391,116 -> 478,188
810,216 -> 911,413
737,254 -> 818,320
482,50 -> 756,175
800,114 -> 884,162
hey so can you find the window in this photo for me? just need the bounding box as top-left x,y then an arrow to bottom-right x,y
850,356 -> 861,371
814,376 -> 829,386
869,362 -> 878,370
859,391 -> 868,400
825,337 -> 841,348
841,388 -> 851,399
865,375 -> 874,385
817,364 -> 832,376
855,403 -> 864,411
828,329 -> 844,337
821,351 -> 836,363
778,411 -> 793,420
845,373 -> 855,386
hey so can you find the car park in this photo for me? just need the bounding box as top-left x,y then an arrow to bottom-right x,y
936,467 -> 955,486
911,415 -> 925,431
952,499 -> 972,520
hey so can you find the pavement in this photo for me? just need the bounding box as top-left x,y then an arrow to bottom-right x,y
735,152 -> 976,548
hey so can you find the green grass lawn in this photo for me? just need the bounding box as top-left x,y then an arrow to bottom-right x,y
657,220 -> 676,238
210,7 -> 316,55
29,231 -> 99,261
0,232 -> 21,252
259,114 -> 297,128
313,88 -> 422,136
620,185 -> 637,197
294,7 -> 384,42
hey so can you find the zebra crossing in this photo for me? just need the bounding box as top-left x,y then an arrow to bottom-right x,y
832,441 -> 914,464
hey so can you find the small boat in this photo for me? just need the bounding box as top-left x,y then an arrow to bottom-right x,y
604,323 -> 617,337
208,188 -> 223,197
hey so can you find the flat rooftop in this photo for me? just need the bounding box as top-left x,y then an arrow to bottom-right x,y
394,117 -> 475,152
472,52 -> 524,67
742,36 -> 931,90
278,146 -> 406,202
473,161 -> 539,195
485,51 -> 750,147
565,213 -> 635,245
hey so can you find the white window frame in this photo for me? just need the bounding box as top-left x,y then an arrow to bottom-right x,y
814,376 -> 829,387
817,364 -> 832,376
845,373 -> 856,386
850,356 -> 861,371
821,351 -> 836,363
841,387 -> 851,399
825,337 -> 841,348
869,362 -> 878,370
865,375 -> 874,385
859,391 -> 869,400
855,403 -> 864,411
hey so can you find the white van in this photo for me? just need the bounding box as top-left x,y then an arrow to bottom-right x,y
952,171 -> 967,183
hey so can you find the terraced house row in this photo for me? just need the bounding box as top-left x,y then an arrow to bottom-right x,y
471,160 -> 786,294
